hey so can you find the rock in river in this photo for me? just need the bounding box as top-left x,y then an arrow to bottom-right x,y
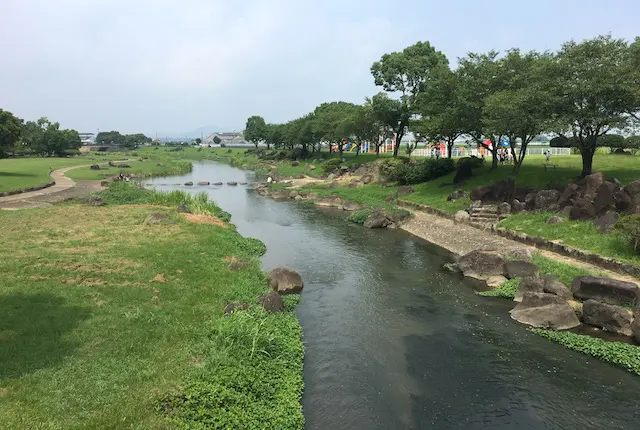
510,292 -> 580,330
260,291 -> 284,313
457,250 -> 505,280
268,267 -> 304,294
582,299 -> 633,336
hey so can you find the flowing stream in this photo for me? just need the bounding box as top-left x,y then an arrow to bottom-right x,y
146,161 -> 640,429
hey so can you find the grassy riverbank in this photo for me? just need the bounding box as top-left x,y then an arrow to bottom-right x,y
0,182 -> 304,429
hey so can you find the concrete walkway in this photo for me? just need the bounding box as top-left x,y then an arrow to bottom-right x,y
401,210 -> 640,284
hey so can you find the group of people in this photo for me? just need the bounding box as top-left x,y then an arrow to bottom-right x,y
496,147 -> 513,165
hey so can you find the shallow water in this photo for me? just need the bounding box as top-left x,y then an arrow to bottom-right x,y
146,161 -> 640,429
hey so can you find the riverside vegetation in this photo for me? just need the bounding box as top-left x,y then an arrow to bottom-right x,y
0,182 -> 304,429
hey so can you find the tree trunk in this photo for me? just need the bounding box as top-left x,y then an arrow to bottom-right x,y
580,136 -> 596,177
376,141 -> 381,157
393,132 -> 404,157
447,137 -> 454,158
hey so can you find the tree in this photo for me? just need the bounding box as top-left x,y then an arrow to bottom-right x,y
553,35 -> 638,177
598,134 -> 625,152
312,102 -> 358,155
482,50 -> 554,170
0,109 -> 23,158
195,138 -> 202,145
369,92 -> 410,157
265,124 -> 283,150
457,51 -> 505,168
96,131 -> 125,146
341,104 -> 379,157
412,66 -> 465,158
213,136 -> 222,145
625,136 -> 640,154
123,133 -> 150,149
244,115 -> 268,148
371,41 -> 449,157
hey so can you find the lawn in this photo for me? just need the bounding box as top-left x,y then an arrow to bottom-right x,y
0,157 -> 94,193
499,212 -> 640,266
65,158 -> 191,181
0,183 -> 303,429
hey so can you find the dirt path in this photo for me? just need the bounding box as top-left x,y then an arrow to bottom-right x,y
0,164 -> 106,210
402,210 -> 640,285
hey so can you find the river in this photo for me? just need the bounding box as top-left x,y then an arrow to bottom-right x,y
145,161 -> 640,429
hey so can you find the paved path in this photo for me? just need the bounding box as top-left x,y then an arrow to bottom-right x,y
402,210 -> 640,284
0,164 -> 104,210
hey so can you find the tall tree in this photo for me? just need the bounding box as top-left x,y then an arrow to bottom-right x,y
96,131 -> 125,146
342,104 -> 379,157
0,109 -> 23,158
244,115 -> 268,148
265,124 -> 283,150
482,50 -> 553,170
369,92 -> 410,157
371,41 -> 448,157
412,66 -> 465,158
456,51 -> 504,168
312,102 -> 358,155
553,35 -> 638,177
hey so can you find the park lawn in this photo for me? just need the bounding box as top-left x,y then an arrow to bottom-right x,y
65,158 -> 192,181
0,184 -> 303,429
499,212 -> 640,266
0,157 -> 98,193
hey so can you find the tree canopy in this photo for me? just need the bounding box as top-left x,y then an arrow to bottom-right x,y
244,115 -> 268,148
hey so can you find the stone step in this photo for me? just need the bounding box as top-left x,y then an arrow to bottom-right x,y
470,216 -> 499,222
471,207 -> 498,213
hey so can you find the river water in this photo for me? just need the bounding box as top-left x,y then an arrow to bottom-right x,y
146,161 -> 640,430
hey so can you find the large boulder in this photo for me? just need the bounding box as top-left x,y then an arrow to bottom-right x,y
594,210 -> 619,234
271,190 -> 291,200
457,250 -> 505,280
503,248 -> 533,261
569,198 -> 596,220
397,186 -> 413,195
582,172 -> 605,201
514,276 -> 545,302
497,202 -> 511,216
524,193 -> 537,211
582,299 -> 633,336
511,199 -> 525,213
622,180 -> 640,206
558,183 -> 580,209
363,212 -> 391,229
341,200 -> 361,211
542,275 -> 572,300
593,181 -> 617,215
260,291 -> 284,313
267,268 -> 304,294
454,210 -> 471,224
386,210 -> 410,224
510,292 -> 581,330
470,186 -> 492,202
90,164 -> 100,170
503,261 -> 539,279
534,189 -> 561,211
572,276 -> 640,307
614,189 -> 633,213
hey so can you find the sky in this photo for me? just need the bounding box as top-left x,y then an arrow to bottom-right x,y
1,0 -> 639,136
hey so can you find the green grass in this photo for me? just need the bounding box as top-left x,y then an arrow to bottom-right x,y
478,278 -> 521,298
0,183 -> 303,429
500,212 -> 640,266
66,159 -> 191,181
532,329 -> 640,376
300,183 -> 395,209
0,157 -> 102,193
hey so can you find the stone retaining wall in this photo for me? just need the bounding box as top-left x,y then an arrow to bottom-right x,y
0,181 -> 56,197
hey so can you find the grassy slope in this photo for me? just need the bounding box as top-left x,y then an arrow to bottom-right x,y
0,183 -> 303,429
65,159 -> 191,181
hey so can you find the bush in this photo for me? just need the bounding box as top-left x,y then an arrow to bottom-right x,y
388,158 -> 456,185
347,208 -> 373,224
379,157 -> 408,180
323,159 -> 342,174
456,156 -> 484,168
614,215 -> 640,252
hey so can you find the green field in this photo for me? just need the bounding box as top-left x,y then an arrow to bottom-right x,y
65,159 -> 191,181
0,183 -> 304,429
0,158 -> 94,193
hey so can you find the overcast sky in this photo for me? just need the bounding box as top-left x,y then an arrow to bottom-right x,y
1,0 -> 639,136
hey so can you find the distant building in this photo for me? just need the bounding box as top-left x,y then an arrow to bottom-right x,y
203,132 -> 249,146
79,133 -> 95,145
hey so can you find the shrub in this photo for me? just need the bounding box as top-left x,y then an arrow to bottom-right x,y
323,159 -> 342,174
614,215 -> 640,253
456,156 -> 484,168
289,147 -> 309,160
347,208 -> 373,224
379,157 -> 408,180
478,278 -> 520,298
391,158 -> 456,185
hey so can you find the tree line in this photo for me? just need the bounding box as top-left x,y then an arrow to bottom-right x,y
0,110 -> 83,158
95,131 -> 152,148
244,35 -> 640,177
